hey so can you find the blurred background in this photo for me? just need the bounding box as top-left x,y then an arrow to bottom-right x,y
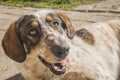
0,0 -> 101,10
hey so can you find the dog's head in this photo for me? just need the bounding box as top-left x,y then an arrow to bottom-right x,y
2,9 -> 75,75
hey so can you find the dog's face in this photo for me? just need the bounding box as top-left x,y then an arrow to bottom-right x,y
2,10 -> 75,75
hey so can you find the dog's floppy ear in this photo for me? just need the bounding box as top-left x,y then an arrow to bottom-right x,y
2,20 -> 26,62
57,13 -> 75,39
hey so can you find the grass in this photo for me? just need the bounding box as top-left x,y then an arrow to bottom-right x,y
0,0 -> 99,10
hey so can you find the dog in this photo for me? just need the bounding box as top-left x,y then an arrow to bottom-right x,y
2,9 -> 120,80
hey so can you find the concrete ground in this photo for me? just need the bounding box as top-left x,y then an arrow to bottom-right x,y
0,0 -> 120,79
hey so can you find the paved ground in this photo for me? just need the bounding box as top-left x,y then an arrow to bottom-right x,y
0,0 -> 120,80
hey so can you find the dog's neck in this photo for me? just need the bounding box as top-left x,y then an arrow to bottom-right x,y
67,21 -> 120,80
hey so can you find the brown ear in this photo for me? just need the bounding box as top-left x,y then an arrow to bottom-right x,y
57,13 -> 75,39
2,22 -> 26,63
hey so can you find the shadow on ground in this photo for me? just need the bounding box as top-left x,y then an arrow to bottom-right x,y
6,73 -> 25,80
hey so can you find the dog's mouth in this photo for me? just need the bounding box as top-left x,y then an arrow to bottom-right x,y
38,55 -> 69,75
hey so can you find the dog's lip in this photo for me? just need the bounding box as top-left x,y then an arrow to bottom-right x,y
38,55 -> 69,75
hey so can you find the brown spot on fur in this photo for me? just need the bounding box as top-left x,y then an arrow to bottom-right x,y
63,72 -> 95,80
46,15 -> 53,22
2,22 -> 26,62
57,13 -> 75,39
32,21 -> 39,27
85,77 -> 95,80
63,72 -> 79,80
108,22 -> 120,42
76,28 -> 95,45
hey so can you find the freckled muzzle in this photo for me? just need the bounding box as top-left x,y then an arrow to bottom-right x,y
50,40 -> 70,59
42,27 -> 70,60
38,37 -> 70,75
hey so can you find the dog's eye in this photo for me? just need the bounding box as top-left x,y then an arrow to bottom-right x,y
53,21 -> 59,27
29,29 -> 38,36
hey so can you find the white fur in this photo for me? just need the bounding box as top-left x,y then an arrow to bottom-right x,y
66,20 -> 120,80
18,10 -> 120,80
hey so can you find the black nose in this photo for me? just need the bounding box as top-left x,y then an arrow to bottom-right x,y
51,43 -> 70,59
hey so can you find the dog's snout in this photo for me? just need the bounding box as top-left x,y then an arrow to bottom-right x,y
51,42 -> 70,59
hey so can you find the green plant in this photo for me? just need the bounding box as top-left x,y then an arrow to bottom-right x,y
0,0 -> 99,10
